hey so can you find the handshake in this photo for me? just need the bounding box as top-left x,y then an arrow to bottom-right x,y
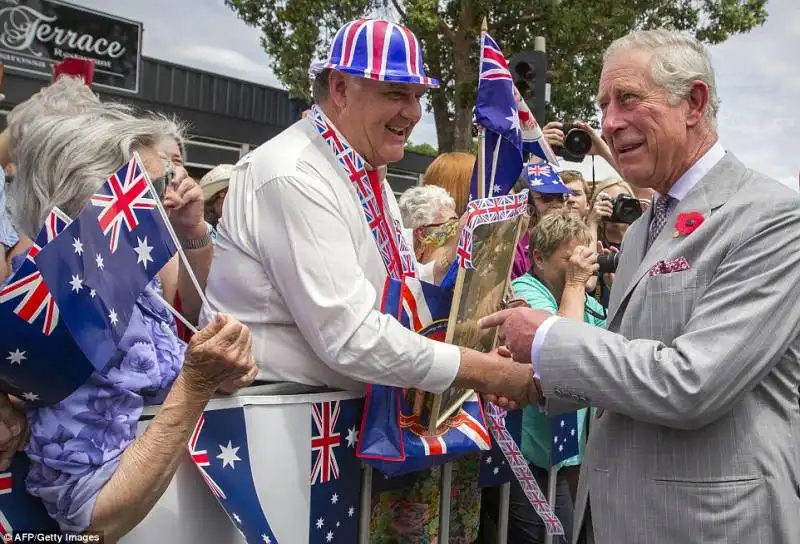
467,302 -> 554,410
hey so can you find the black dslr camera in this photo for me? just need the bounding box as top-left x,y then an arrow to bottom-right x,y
598,193 -> 643,224
596,252 -> 621,275
553,121 -> 592,163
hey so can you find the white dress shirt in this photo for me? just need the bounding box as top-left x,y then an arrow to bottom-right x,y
200,118 -> 460,394
530,141 -> 726,368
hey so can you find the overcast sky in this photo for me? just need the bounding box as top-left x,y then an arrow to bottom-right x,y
70,0 -> 799,189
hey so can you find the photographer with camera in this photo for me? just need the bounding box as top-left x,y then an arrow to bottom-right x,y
507,210 -> 606,544
547,120 -> 617,169
588,179 -> 641,308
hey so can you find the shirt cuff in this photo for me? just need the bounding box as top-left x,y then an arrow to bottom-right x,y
416,341 -> 461,394
530,315 -> 561,379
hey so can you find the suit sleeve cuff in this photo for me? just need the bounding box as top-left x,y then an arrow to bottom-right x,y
417,342 -> 461,394
531,315 -> 561,379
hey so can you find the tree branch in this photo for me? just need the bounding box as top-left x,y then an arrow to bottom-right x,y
390,0 -> 407,21
490,13 -> 537,34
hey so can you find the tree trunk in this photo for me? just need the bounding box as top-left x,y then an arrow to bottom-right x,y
451,0 -> 476,152
431,88 -> 454,152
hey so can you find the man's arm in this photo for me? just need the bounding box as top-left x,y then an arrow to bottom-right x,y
537,200 -> 800,430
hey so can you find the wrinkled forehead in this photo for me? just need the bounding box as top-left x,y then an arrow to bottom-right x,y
595,48 -> 655,104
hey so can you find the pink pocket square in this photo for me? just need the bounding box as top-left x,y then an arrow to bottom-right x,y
648,257 -> 691,276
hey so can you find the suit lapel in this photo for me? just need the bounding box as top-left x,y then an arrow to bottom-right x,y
608,152 -> 743,324
607,211 -> 649,321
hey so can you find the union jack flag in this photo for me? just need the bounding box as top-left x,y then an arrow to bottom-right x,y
90,157 -> 158,254
456,192 -> 528,268
189,414 -> 227,500
0,208 -> 70,335
311,401 -> 342,485
515,87 -> 560,165
528,163 -> 552,178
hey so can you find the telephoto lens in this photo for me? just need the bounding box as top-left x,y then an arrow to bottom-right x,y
596,252 -> 621,275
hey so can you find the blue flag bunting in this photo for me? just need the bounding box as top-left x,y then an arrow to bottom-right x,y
34,156 -> 178,371
0,208 -> 93,405
550,411 -> 580,467
470,32 -> 524,200
188,407 -> 280,543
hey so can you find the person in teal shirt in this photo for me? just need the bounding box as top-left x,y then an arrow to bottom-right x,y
507,210 -> 606,544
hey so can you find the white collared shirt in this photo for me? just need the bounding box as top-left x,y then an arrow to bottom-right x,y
654,141 -> 726,203
200,119 -> 460,393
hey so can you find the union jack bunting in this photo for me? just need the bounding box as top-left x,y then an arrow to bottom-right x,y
309,19 -> 439,87
456,192 -> 528,269
0,207 -> 70,335
0,454 -> 60,538
485,403 -> 564,535
310,105 -> 416,280
90,156 -> 158,254
311,401 -> 341,485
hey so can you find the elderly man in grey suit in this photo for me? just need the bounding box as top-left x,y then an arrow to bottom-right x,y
481,29 -> 800,544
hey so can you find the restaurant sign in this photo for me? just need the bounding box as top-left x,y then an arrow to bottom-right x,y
0,0 -> 142,93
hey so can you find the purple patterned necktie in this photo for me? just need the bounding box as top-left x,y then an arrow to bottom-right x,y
647,195 -> 676,249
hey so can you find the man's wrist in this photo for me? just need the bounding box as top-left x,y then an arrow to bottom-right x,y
177,223 -> 212,250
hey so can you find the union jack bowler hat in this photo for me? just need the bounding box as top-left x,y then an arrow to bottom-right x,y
309,19 -> 439,87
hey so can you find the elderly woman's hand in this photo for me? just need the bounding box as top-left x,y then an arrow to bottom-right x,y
0,395 -> 27,470
566,245 -> 598,287
162,165 -> 206,241
181,313 -> 256,396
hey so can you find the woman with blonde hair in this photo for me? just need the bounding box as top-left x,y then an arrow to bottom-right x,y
422,151 -> 475,215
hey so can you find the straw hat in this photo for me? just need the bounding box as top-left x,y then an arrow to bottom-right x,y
200,164 -> 234,201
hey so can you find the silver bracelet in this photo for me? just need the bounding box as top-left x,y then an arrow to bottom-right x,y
180,232 -> 212,250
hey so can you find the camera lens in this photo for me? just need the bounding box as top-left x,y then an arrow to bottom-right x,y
564,128 -> 592,156
597,252 -> 620,275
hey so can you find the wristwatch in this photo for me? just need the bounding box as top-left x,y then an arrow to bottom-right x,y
180,232 -> 212,250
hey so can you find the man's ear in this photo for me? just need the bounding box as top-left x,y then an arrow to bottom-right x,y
328,70 -> 350,110
684,80 -> 710,128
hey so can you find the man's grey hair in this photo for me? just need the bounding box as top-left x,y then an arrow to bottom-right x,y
312,68 -> 332,103
398,184 -> 456,228
9,107 -> 185,239
6,76 -> 132,160
605,29 -> 719,128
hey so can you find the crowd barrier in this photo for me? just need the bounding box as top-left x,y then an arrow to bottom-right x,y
120,383 -> 513,544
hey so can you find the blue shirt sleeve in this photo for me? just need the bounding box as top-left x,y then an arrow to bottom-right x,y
24,284 -> 185,532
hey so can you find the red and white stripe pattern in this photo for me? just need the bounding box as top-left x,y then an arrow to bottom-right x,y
0,471 -> 12,540
480,32 -> 513,82
456,192 -> 528,268
188,415 -> 227,500
485,403 -> 564,535
314,19 -> 438,86
310,106 -> 416,280
0,208 -> 71,335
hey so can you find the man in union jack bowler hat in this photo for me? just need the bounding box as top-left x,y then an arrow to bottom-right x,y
202,20 -> 536,408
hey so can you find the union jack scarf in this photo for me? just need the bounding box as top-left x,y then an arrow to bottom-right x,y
309,105 -> 416,280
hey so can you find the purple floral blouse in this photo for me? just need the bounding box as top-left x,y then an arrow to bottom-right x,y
23,276 -> 186,532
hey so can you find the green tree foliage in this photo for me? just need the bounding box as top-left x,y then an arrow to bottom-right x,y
226,0 -> 767,152
404,141 -> 438,156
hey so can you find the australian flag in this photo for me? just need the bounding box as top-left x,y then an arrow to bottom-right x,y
309,399 -> 361,543
0,208 -> 93,405
479,407 -> 523,487
188,407 -> 279,543
470,32 -> 524,200
34,156 -> 178,370
550,411 -> 580,467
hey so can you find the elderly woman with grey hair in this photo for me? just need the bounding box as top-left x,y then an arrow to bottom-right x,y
398,184 -> 459,284
4,98 -> 257,540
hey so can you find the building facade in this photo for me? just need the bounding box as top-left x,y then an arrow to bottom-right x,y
0,0 -> 431,194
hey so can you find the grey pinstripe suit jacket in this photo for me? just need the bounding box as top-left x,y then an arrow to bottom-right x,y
538,153 -> 800,543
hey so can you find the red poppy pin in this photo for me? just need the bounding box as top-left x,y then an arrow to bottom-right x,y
673,212 -> 704,238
